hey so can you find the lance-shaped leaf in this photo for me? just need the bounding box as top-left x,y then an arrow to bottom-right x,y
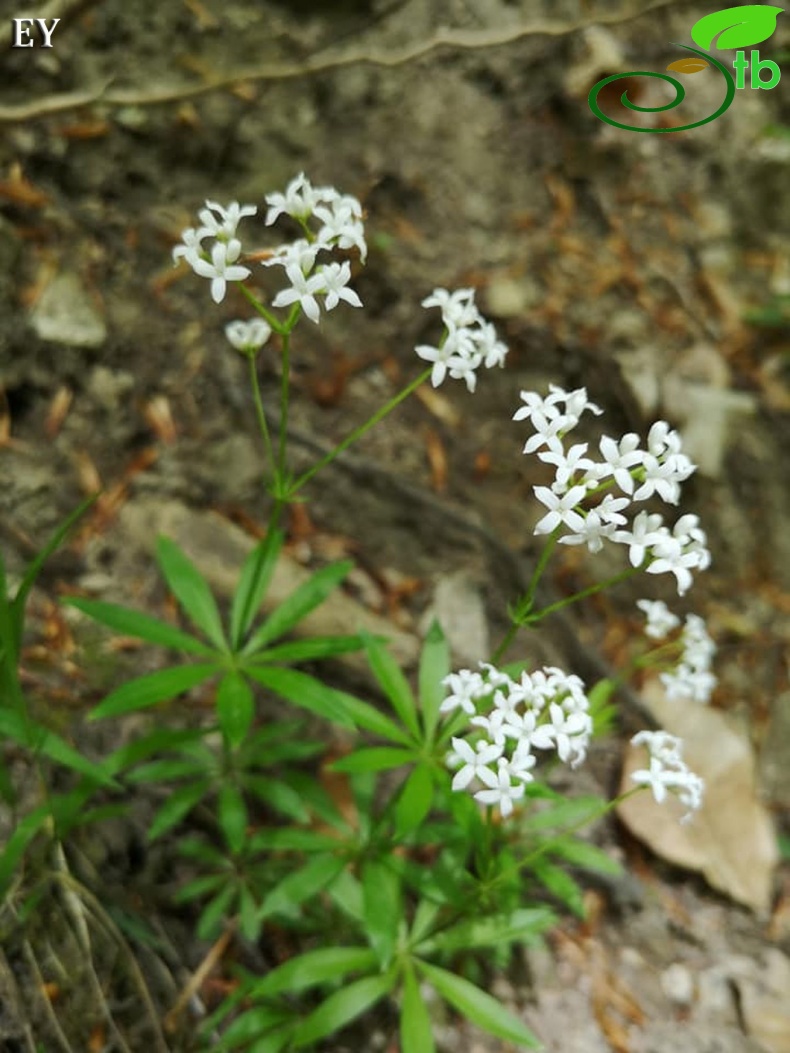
216,671 -> 254,748
690,5 -> 782,50
65,598 -> 217,657
418,619 -> 450,742
416,960 -> 540,1048
249,946 -> 377,999
363,859 -> 402,968
291,973 -> 396,1049
394,763 -> 434,837
400,962 -> 436,1053
229,528 -> 283,649
89,663 -> 219,720
362,631 -> 420,739
241,560 -> 353,655
245,666 -> 353,728
156,536 -> 227,650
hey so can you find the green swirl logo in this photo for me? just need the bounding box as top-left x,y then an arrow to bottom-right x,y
588,5 -> 783,133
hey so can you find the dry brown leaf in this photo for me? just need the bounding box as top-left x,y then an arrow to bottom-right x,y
413,385 -> 461,426
45,385 -> 73,439
424,426 -> 448,492
618,680 -> 778,912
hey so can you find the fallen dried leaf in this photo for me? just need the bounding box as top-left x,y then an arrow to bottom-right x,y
45,385 -> 73,439
618,680 -> 778,911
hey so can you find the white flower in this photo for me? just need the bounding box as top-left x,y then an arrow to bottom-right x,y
190,241 -> 250,304
529,702 -> 592,767
317,261 -> 363,312
473,322 -> 508,369
416,326 -> 476,388
556,385 -> 604,422
271,262 -> 327,323
539,442 -> 595,493
172,226 -> 209,265
198,200 -> 256,240
315,199 -> 367,261
596,434 -> 644,494
630,729 -> 704,820
614,511 -> 666,568
449,737 -> 503,791
262,239 -> 320,273
422,287 -> 480,328
265,172 -> 327,224
637,599 -> 680,640
225,319 -> 272,353
439,669 -> 485,715
474,759 -> 526,817
522,409 -> 573,455
559,506 -> 617,553
532,484 -> 587,535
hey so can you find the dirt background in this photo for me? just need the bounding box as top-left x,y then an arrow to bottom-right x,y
2,0 -> 790,1050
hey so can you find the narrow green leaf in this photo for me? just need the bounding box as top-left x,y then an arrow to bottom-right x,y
173,873 -> 228,904
103,726 -> 208,778
327,689 -> 414,745
418,619 -> 450,742
238,884 -> 260,941
219,783 -> 248,855
198,882 -> 237,940
258,854 -> 345,921
548,838 -> 623,876
416,961 -> 540,1048
400,961 -> 436,1053
243,776 -> 310,823
156,536 -> 227,650
149,779 -> 210,840
363,632 -> 420,738
230,528 -> 284,650
409,898 -> 442,948
126,758 -> 208,783
217,672 -> 255,748
291,973 -> 395,1049
328,747 -> 416,775
530,857 -> 586,916
245,666 -> 353,728
0,710 -> 116,786
519,795 -> 605,834
422,908 -> 555,954
242,635 -> 364,664
11,494 -> 97,651
325,868 -> 363,922
247,828 -> 340,853
0,804 -> 50,892
216,1007 -> 292,1051
242,560 -> 353,655
64,597 -> 217,656
363,859 -> 402,968
249,947 -> 378,999
90,663 -> 218,720
394,763 -> 434,838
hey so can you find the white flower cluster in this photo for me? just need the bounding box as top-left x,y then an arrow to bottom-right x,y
416,288 -> 508,393
636,600 -> 716,703
172,174 -> 366,322
630,730 -> 705,820
441,662 -> 593,817
515,386 -> 711,595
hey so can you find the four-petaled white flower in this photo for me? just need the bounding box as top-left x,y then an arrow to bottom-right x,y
190,241 -> 250,304
272,263 -> 327,323
532,484 -> 587,535
318,261 -> 363,312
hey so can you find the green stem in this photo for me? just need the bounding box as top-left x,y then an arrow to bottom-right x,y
490,529 -> 561,664
278,332 -> 291,480
248,355 -> 277,481
289,367 -> 433,496
525,565 -> 641,623
239,284 -> 284,333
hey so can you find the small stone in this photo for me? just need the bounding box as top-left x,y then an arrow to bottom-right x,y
661,962 -> 695,1006
31,272 -> 107,349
